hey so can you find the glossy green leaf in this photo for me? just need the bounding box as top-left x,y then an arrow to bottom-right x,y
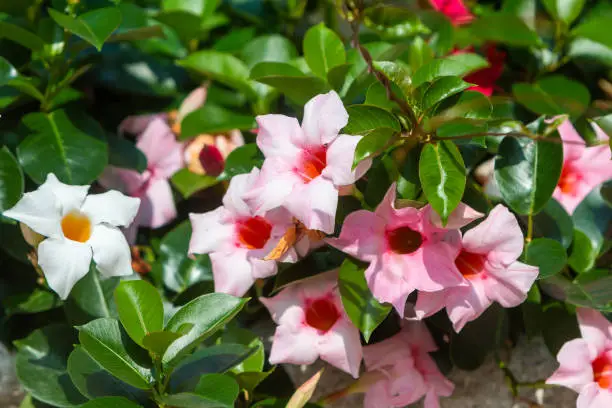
364,6 -> 428,39
158,221 -> 214,293
162,0 -> 212,16
250,62 -> 329,105
303,23 -> 345,78
162,293 -> 248,369
338,258 -> 391,342
469,13 -> 540,47
0,146 -> 23,212
218,143 -> 264,181
273,248 -> 346,292
525,238 -> 567,279
412,54 -> 488,87
78,318 -> 153,390
3,288 -> 60,315
213,27 -> 257,53
327,63 -> 352,92
421,76 -> 471,112
572,14 -> 612,49
419,141 -> 466,225
372,61 -> 412,96
241,35 -> 297,68
115,280 -> 164,348
15,325 -> 87,407
64,268 -> 119,326
80,397 -> 142,408
196,373 -> 239,406
106,133 -> 147,173
0,21 -> 45,51
17,110 -> 108,185
513,76 -> 590,118
48,8 -> 122,51
180,104 -> 254,140
408,36 -> 434,73
353,128 -> 396,167
364,82 -> 397,112
494,135 -> 563,215
0,56 -> 17,87
142,331 -> 183,358
344,104 -> 401,137
171,169 -> 219,199
532,198 -> 574,248
542,0 -> 586,25
220,327 -> 264,373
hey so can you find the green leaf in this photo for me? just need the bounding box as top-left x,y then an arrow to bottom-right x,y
64,268 -> 119,326
180,104 -> 255,140
80,397 -> 142,408
525,238 -> 567,279
542,0 -> 586,26
353,129 -> 396,166
364,6 -> 428,39
0,21 -> 45,51
162,293 -> 248,370
338,258 -> 391,342
372,60 -> 412,96
158,221 -> 214,293
419,141 -> 466,225
218,143 -> 264,181
3,288 -> 60,316
68,346 -> 148,401
250,62 -> 329,105
106,134 -> 147,173
195,373 -> 239,407
364,82 -> 397,112
408,36 -> 434,73
162,0 -> 212,16
421,76 -> 471,112
468,12 -> 541,47
48,8 -> 122,51
115,280 -> 164,348
343,104 -> 401,137
540,303 -> 580,355
273,248 -> 346,292
15,325 -> 88,407
532,198 -> 574,248
513,76 -> 590,118
494,135 -> 563,215
142,331 -> 183,358
0,56 -> 18,87
171,169 -> 219,199
179,51 -> 256,98
303,23 -> 346,78
78,318 -> 153,390
327,63 -> 352,92
220,327 -> 264,373
17,110 -> 108,185
412,54 -> 489,87
241,35 -> 298,68
572,14 -> 612,49
0,146 -> 23,212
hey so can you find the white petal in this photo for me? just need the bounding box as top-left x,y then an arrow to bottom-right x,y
2,184 -> 62,238
301,91 -> 348,145
40,173 -> 90,215
81,190 -> 141,227
38,237 -> 92,299
222,168 -> 259,217
89,224 -> 134,278
189,208 -> 235,254
322,134 -> 372,186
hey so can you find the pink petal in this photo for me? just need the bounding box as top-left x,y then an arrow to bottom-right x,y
374,183 -> 421,225
591,122 -> 611,143
364,381 -> 394,408
445,280 -> 490,332
136,178 -> 177,229
222,168 -> 259,217
553,180 -> 595,215
210,251 -> 257,297
283,176 -> 339,234
98,166 -> 145,195
326,210 -> 386,262
268,323 -> 320,365
301,91 -> 348,146
365,258 -> 413,316
136,118 -> 184,178
243,157 -> 301,216
255,114 -> 302,160
577,383 -> 612,408
428,202 -> 483,230
402,321 -> 438,353
189,207 -> 235,255
363,333 -> 411,371
401,243 -> 465,292
577,308 -> 612,360
461,204 -> 524,265
177,86 -> 207,123
322,134 -> 371,186
249,257 -> 277,279
558,119 -> 587,162
484,261 -> 538,308
119,113 -> 166,136
414,290 -> 447,320
318,318 -> 363,378
547,338 -> 594,392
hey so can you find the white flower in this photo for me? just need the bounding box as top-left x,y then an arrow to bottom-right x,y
2,173 -> 140,299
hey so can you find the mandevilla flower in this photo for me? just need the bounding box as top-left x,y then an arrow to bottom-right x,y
553,119 -> 612,214
547,308 -> 612,408
260,271 -> 362,378
413,205 -> 539,332
189,168 -> 297,297
363,321 -> 454,408
459,44 -> 506,97
328,183 -> 482,316
244,91 -> 371,234
100,116 -> 183,243
429,0 -> 473,26
2,174 -> 140,299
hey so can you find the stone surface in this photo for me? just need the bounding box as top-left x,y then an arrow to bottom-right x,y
0,343 -> 22,408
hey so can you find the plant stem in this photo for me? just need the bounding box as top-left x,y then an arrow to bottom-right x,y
433,131 -> 588,146
526,214 -> 533,244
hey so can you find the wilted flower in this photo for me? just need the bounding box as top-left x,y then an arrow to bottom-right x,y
328,183 -> 482,316
189,168 -> 297,297
429,0 -> 474,26
3,174 -> 140,299
547,308 -> 612,408
414,205 -> 539,332
245,91 -> 371,234
183,130 -> 244,177
260,271 -> 363,378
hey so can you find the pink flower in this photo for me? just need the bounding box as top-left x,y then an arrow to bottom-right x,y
547,308 -> 612,408
188,168 -> 296,297
327,184 -> 482,316
244,91 -> 371,234
260,271 -> 362,378
99,117 -> 183,243
429,0 -> 474,26
414,205 -> 539,332
553,120 -> 612,214
363,321 -> 454,408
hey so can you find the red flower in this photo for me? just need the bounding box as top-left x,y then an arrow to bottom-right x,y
454,44 -> 506,97
429,0 -> 474,26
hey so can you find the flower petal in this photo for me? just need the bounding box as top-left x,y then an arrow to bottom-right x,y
255,114 -> 302,160
98,166 -> 145,196
365,257 -> 413,316
558,119 -> 586,162
268,323 -> 320,366
189,208 -> 235,254
546,338 -> 594,392
81,190 -> 141,228
577,307 -> 612,360
38,237 -> 92,299
445,280 -> 490,332
119,113 -> 166,136
283,176 -> 338,234
89,224 -> 134,278
414,290 -> 447,320
318,318 -> 363,378
137,118 -> 184,178
326,210 -> 386,262
577,383 -> 612,408
136,178 -> 177,229
322,134 -> 371,186
210,251 -> 258,297
428,202 -> 483,230
2,182 -> 62,238
222,168 -> 259,217
484,261 -> 538,308
243,157 -> 301,216
177,86 -> 207,123
301,91 -> 348,146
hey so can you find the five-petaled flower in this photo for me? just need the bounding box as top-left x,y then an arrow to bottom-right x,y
244,91 -> 371,234
328,183 -> 482,316
189,168 -> 297,297
547,308 -> 612,408
553,119 -> 612,214
413,205 -> 539,332
2,174 -> 140,299
429,0 -> 474,26
363,321 -> 454,408
261,271 -> 363,378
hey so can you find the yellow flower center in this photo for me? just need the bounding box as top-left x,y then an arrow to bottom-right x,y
61,211 -> 92,243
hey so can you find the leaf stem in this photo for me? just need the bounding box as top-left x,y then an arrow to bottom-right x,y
433,131 -> 588,146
